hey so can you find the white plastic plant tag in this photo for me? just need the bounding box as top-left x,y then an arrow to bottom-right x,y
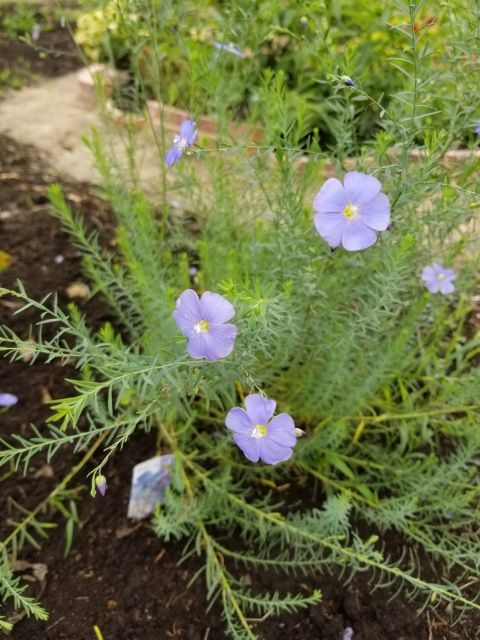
127,454 -> 174,520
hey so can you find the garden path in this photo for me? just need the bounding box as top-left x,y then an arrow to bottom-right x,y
0,71 -> 164,198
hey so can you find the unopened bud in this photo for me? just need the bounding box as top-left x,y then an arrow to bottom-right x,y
341,75 -> 355,87
95,474 -> 107,497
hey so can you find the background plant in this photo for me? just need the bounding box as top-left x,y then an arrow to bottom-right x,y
1,0 -> 480,637
75,0 -> 480,149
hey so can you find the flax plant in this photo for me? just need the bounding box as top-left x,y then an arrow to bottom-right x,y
1,1 -> 480,637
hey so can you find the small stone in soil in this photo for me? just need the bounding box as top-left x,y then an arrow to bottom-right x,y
66,281 -> 90,299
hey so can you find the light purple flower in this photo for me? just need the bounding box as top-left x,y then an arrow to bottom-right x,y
226,394 -> 297,464
213,42 -> 245,58
474,123 -> 480,135
0,393 -> 18,408
173,289 -> 237,361
165,120 -> 197,167
421,263 -> 456,294
95,474 -> 107,497
313,171 -> 390,251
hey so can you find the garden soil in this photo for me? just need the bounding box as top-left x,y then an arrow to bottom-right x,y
0,22 -> 479,640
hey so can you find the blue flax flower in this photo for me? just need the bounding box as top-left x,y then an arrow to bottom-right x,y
313,171 -> 390,251
174,289 -> 237,361
474,123 -> 480,135
226,394 -> 297,464
165,120 -> 197,167
421,263 -> 456,294
213,42 -> 245,58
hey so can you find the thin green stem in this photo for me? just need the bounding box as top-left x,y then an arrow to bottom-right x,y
184,455 -> 480,612
342,403 -> 480,423
300,463 -> 378,508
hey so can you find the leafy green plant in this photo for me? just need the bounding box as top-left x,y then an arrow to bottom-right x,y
1,0 -> 480,637
0,432 -> 104,629
1,6 -> 37,38
75,0 -> 480,149
0,61 -> 32,96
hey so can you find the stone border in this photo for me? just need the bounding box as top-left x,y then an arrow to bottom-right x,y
78,64 -> 480,165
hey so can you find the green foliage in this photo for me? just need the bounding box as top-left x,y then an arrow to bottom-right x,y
0,429 -> 103,628
0,551 -> 48,623
75,0 -> 480,148
1,0 -> 480,637
1,6 -> 37,38
0,60 -> 32,97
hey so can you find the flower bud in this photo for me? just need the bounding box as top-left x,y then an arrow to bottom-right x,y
95,474 -> 107,497
341,75 -> 355,87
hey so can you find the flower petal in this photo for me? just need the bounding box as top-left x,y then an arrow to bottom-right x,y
214,42 -> 245,58
208,324 -> 237,356
0,392 -> 18,408
341,220 -> 377,251
314,213 -> 346,249
225,408 -> 253,433
359,192 -> 390,231
444,268 -> 457,281
187,323 -> 237,360
344,172 -> 381,205
233,433 -> 260,462
421,266 -> 436,283
267,413 -> 297,447
244,394 -> 276,424
173,289 -> 201,336
425,279 -> 440,293
313,178 -> 346,215
440,280 -> 455,295
165,146 -> 182,167
259,439 -> 293,465
200,292 -> 235,324
186,334 -> 211,359
179,120 -> 197,145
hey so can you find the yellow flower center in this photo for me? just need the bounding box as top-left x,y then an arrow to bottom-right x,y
194,320 -> 210,333
436,273 -> 445,281
251,424 -> 267,439
343,204 -> 359,219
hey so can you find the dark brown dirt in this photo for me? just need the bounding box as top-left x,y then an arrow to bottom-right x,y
0,30 -> 478,639
0,24 -> 81,82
